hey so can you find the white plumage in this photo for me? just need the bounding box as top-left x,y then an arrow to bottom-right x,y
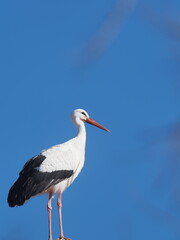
40,140 -> 85,193
8,109 -> 109,240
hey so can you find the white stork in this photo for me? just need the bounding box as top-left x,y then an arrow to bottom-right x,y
8,109 -> 109,240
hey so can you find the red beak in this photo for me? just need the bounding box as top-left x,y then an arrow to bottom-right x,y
85,118 -> 110,132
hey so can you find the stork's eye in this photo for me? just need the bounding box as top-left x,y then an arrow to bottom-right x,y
81,112 -> 87,116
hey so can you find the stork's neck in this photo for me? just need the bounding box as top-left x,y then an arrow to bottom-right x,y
74,119 -> 86,147
77,122 -> 86,141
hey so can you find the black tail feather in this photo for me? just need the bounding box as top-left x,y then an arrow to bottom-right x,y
8,175 -> 34,207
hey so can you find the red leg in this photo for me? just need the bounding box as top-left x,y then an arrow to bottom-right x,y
57,192 -> 64,239
57,192 -> 71,240
47,193 -> 53,240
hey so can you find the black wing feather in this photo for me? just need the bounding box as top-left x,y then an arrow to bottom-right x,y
19,154 -> 46,176
8,154 -> 73,207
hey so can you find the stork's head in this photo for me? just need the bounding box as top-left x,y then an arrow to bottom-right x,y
71,109 -> 109,132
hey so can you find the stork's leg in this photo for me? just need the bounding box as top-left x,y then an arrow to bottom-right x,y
57,192 -> 71,240
47,193 -> 53,240
57,192 -> 64,239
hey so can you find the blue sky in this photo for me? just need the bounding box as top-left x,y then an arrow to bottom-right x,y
1,0 -> 180,240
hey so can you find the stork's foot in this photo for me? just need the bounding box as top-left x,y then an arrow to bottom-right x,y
57,237 -> 72,240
